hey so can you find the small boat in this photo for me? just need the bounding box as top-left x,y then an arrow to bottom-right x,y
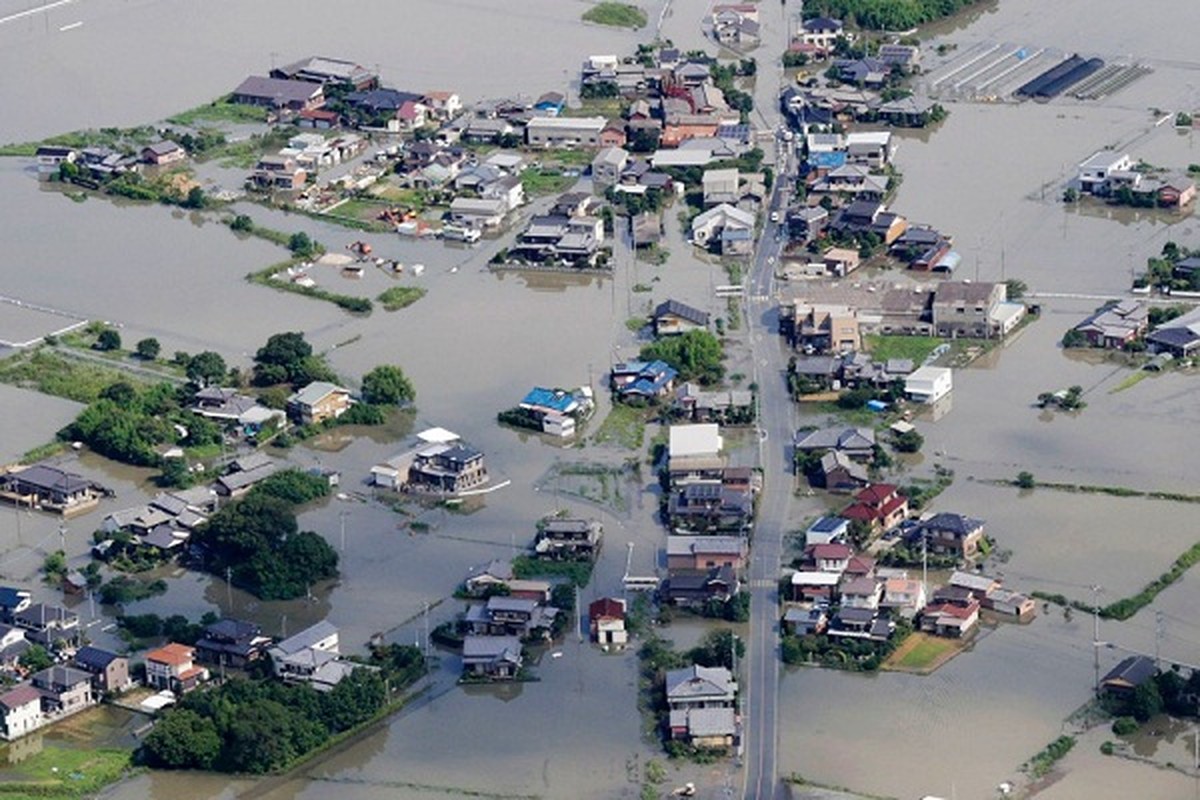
390,260 -> 404,273
449,266 -> 458,274
410,263 -> 425,276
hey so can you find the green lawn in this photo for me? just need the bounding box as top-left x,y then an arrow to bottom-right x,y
167,98 -> 267,127
521,169 -> 575,196
0,746 -> 133,799
582,1 -> 647,28
885,633 -> 959,671
863,334 -> 945,364
0,349 -> 143,403
592,404 -> 647,450
378,286 -> 428,311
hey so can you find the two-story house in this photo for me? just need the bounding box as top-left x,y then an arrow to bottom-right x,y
842,484 -> 908,535
195,619 -> 272,669
666,536 -> 747,572
145,643 -> 208,694
13,604 -> 79,649
31,666 -> 95,717
461,634 -> 523,680
72,647 -> 130,695
464,596 -> 558,640
931,281 -> 1007,339
286,382 -> 352,425
911,513 -> 986,558
534,518 -> 603,561
406,442 -> 488,493
268,621 -> 340,680
0,684 -> 43,740
665,665 -> 738,749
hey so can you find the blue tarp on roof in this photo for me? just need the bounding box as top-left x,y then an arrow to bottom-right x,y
619,361 -> 678,396
808,151 -> 847,170
522,387 -> 576,413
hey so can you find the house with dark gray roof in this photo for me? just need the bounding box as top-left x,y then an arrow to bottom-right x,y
0,464 -> 103,515
653,300 -> 710,336
462,634 -> 523,679
72,646 -> 130,694
231,76 -> 325,111
195,619 -> 271,669
1101,655 -> 1157,698
794,427 -> 876,461
909,512 -> 986,558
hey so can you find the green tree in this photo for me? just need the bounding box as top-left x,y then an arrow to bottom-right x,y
361,365 -> 415,406
143,709 -> 221,769
96,328 -> 122,351
1015,471 -> 1035,489
687,629 -> 744,669
230,214 -> 254,232
1004,279 -> 1028,300
639,329 -> 725,385
288,232 -> 315,257
253,332 -> 331,387
182,186 -> 207,210
893,429 -> 924,453
187,351 -> 228,387
19,645 -> 53,672
135,337 -> 161,360
1129,679 -> 1163,722
249,469 -> 331,505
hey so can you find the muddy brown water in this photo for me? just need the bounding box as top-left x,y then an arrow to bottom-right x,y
0,0 -> 1198,797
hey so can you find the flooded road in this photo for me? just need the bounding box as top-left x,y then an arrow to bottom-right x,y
0,0 -> 1197,798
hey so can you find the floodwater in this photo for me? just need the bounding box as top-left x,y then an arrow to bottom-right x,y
0,0 -> 1196,797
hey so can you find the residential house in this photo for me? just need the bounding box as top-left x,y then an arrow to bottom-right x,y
1158,174 -> 1196,207
0,685 -> 43,740
840,575 -> 883,610
344,88 -> 424,120
195,619 -> 271,669
515,386 -> 593,437
589,597 -> 627,649
463,559 -> 514,597
297,109 -> 341,129
786,206 -> 830,244
813,165 -> 890,200
835,58 -> 890,87
268,621 -> 340,679
145,643 -> 208,694
905,366 -> 952,404
481,174 -> 525,212
878,95 -> 937,127
794,427 -> 876,461
691,204 -> 755,255
948,571 -> 1000,598
828,606 -> 893,641
806,542 -> 853,574
703,168 -> 740,207
669,424 -> 723,463
1100,655 -> 1157,699
214,452 -> 279,498
805,516 -> 849,546
666,536 -> 747,572
231,76 -> 324,111
449,197 -> 508,229
653,300 -> 709,336
0,464 -> 102,515
1076,150 -> 1133,195
525,116 -> 607,148
881,576 -> 927,617
665,665 -> 738,749
287,381 -> 352,425
1146,306 -> 1200,357
535,518 -> 603,561
0,588 -> 31,623
1073,300 -> 1149,348
509,214 -> 603,268
797,16 -> 850,54
814,451 -> 870,491
461,634 -> 523,679
920,598 -> 980,638
673,384 -> 754,425
407,442 -> 488,493
251,154 -> 306,190
35,145 -> 76,171
599,123 -> 627,148
932,281 -> 1007,338
783,606 -> 829,636
72,647 -> 130,694
592,146 -> 629,187
842,484 -> 908,534
0,624 -> 28,669
878,44 -> 921,71
845,131 -> 896,167
911,513 -> 985,558
789,570 -> 840,603
464,596 -> 558,640
780,303 -> 860,352
665,566 -> 739,606
271,56 -> 377,90
141,140 -> 186,166
13,605 -> 79,649
422,90 -> 462,120
31,666 -> 95,716
611,360 -> 678,400
985,588 -> 1036,619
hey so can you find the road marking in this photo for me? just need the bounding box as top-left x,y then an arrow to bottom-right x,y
0,0 -> 74,26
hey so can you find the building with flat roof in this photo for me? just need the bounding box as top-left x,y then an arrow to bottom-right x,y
525,116 -> 607,148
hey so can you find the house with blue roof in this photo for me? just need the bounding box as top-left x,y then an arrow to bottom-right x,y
611,361 -> 679,401
504,386 -> 595,438
0,588 -> 31,623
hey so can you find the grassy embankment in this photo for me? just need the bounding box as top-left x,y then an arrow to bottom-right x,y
581,2 -> 647,29
377,287 -> 427,311
0,746 -> 135,799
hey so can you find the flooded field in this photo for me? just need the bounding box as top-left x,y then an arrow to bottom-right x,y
0,0 -> 1195,798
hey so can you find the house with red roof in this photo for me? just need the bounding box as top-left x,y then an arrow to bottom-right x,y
145,643 -> 209,695
920,599 -> 980,638
842,483 -> 908,534
589,597 -> 627,649
805,542 -> 852,573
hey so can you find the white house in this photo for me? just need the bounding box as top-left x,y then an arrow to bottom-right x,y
449,197 -> 508,229
691,203 -> 755,248
0,685 -> 41,740
592,146 -> 629,187
1076,150 -> 1133,195
668,424 -> 723,460
798,16 -> 853,53
702,168 -> 740,206
905,366 -> 952,404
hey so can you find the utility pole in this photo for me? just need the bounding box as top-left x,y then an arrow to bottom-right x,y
281,613 -> 287,639
424,601 -> 430,657
1091,584 -> 1103,694
576,584 -> 583,643
921,531 -> 928,599
57,523 -> 66,554
1155,611 -> 1164,668
339,509 -> 349,554
226,566 -> 234,611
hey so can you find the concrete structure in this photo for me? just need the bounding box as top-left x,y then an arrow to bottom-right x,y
525,116 -> 607,148
905,366 -> 952,404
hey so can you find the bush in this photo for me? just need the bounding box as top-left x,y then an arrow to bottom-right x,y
1112,716 -> 1138,736
361,365 -> 415,406
1015,471 -> 1035,489
135,338 -> 161,360
96,328 -> 122,351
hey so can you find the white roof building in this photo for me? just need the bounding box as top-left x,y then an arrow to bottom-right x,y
668,424 -> 722,459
